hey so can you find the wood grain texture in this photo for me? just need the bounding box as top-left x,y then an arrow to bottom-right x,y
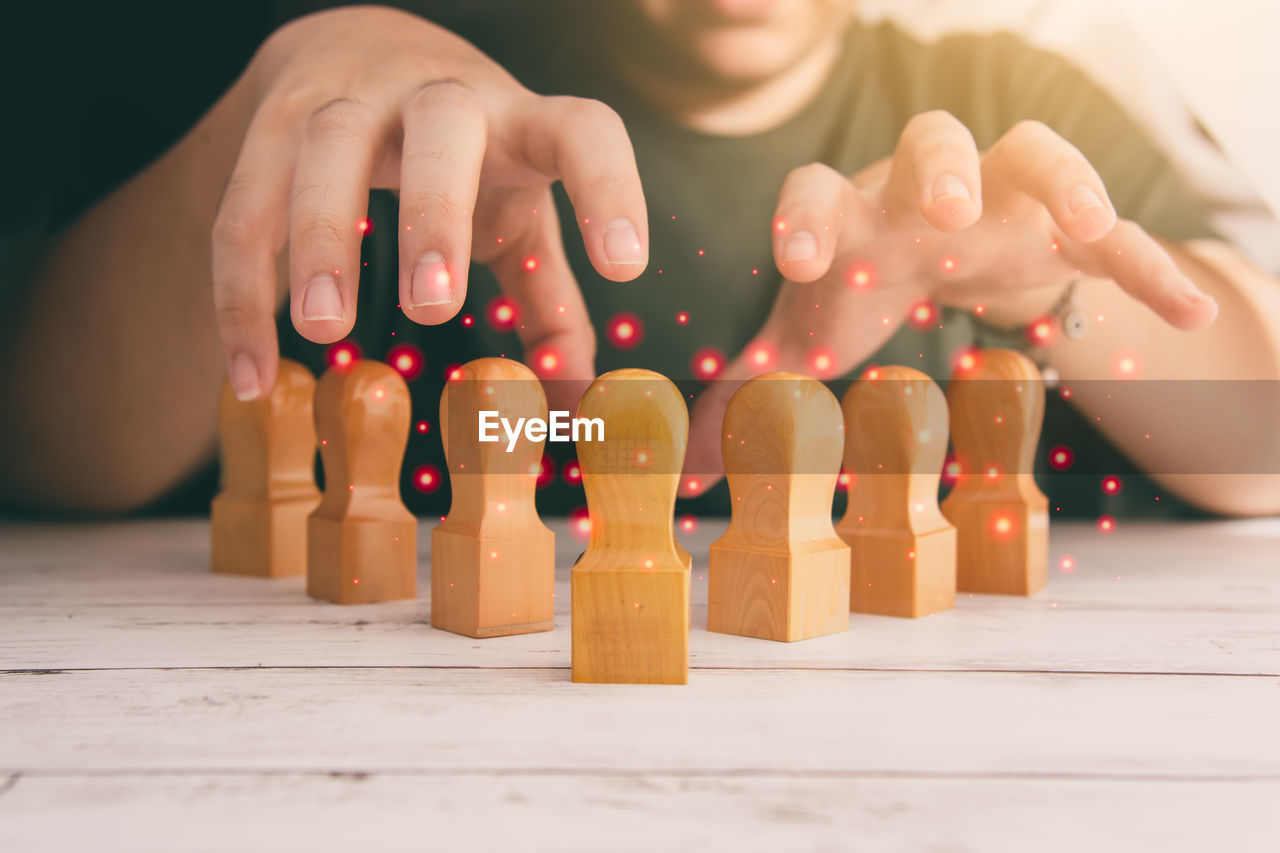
571,369 -> 690,684
432,358 -> 555,638
307,361 -> 416,605
3,518 -> 1280,850
941,349 -> 1049,596
837,366 -> 957,618
4,773 -> 1277,853
210,359 -> 319,578
708,372 -> 849,641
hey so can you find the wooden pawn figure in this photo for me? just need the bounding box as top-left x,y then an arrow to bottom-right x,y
432,358 -> 555,637
211,359 -> 320,577
940,348 -> 1048,595
836,366 -> 956,617
572,369 -> 690,684
708,372 -> 850,641
308,360 -> 417,604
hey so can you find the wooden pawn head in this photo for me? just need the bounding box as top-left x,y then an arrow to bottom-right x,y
210,358 -> 319,577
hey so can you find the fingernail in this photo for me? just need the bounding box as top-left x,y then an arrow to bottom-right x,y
301,275 -> 343,321
603,218 -> 645,264
931,174 -> 971,203
410,251 -> 453,307
781,230 -> 817,262
1068,185 -> 1106,214
231,354 -> 261,402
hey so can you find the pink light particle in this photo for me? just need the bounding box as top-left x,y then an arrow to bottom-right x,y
607,312 -> 644,350
412,464 -> 441,494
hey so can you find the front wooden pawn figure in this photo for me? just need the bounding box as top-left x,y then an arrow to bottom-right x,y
572,369 -> 690,684
708,373 -> 850,642
211,359 -> 320,577
836,366 -> 956,618
308,361 -> 417,604
431,358 -> 555,637
940,348 -> 1049,596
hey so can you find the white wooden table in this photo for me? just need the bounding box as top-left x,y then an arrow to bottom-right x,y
1,518 -> 1278,851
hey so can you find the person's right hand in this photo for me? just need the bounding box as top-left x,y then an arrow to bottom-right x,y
213,6 -> 648,402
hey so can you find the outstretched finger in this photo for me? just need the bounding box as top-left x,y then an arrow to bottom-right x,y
398,80 -> 487,326
885,110 -> 983,232
771,162 -> 852,283
211,110 -> 294,400
289,97 -> 383,343
983,120 -> 1117,244
516,96 -> 649,282
1076,219 -> 1217,329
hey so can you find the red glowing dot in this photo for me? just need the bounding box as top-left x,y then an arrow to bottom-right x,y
386,343 -> 424,380
536,455 -> 557,488
487,297 -> 519,331
326,341 -> 361,369
809,348 -> 835,377
940,255 -> 958,273
691,347 -> 725,381
774,219 -> 788,233
685,478 -> 702,495
908,300 -> 937,330
563,461 -> 583,486
460,313 -> 475,328
1028,318 -> 1055,345
864,367 -> 882,381
606,312 -> 644,350
356,217 -> 373,235
942,455 -> 962,485
954,349 -> 978,374
837,470 -> 853,491
697,249 -> 705,256
445,363 -> 463,381
847,263 -> 876,290
992,515 -> 1015,537
1050,240 -> 1061,253
1097,515 -> 1116,534
534,348 -> 561,376
416,420 -> 430,434
568,506 -> 592,540
412,464 -> 441,493
1061,386 -> 1074,400
1113,352 -> 1141,377
750,345 -> 773,368
1101,475 -> 1122,495
1048,445 -> 1074,470
678,514 -> 698,533
675,311 -> 689,325
522,255 -> 539,272
1059,555 -> 1076,573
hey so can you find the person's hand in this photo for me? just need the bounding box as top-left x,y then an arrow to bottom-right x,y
680,111 -> 1219,497
213,6 -> 647,403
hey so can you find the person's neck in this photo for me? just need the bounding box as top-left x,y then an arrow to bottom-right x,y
614,36 -> 844,136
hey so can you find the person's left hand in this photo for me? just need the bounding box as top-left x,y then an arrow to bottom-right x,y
679,111 -> 1219,497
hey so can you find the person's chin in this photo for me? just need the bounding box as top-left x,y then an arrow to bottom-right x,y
686,30 -> 804,84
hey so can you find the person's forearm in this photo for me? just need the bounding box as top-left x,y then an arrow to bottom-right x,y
0,76 -> 259,512
1046,239 -> 1280,515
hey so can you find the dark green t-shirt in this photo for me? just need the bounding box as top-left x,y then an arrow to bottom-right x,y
273,6 -> 1215,519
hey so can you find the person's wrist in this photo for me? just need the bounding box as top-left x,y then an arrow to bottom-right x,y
965,280 -> 1073,331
